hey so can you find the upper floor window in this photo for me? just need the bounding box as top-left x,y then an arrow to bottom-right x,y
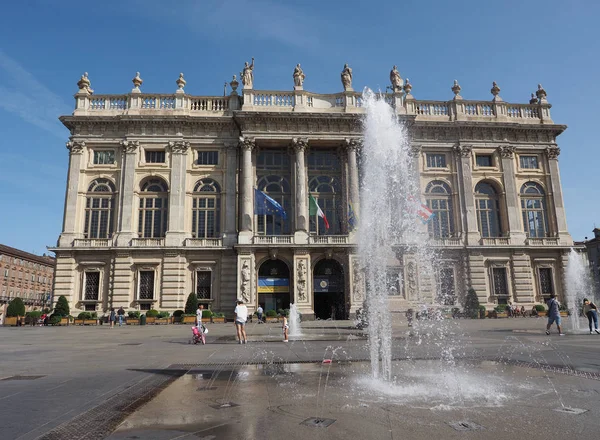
145,150 -> 166,164
521,182 -> 548,238
520,155 -> 539,169
256,175 -> 291,235
309,175 -> 343,235
425,180 -> 454,238
93,150 -> 115,165
192,179 -> 221,238
85,179 -> 116,239
475,181 -> 502,238
426,153 -> 446,168
476,154 -> 493,167
138,178 -> 169,238
197,151 -> 219,165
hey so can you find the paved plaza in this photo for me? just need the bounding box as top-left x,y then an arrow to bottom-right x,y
2,317 -> 600,439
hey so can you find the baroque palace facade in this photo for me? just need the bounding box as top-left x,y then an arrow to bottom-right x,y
51,66 -> 572,319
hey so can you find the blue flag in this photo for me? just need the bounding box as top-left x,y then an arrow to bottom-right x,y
348,203 -> 357,231
254,189 -> 287,220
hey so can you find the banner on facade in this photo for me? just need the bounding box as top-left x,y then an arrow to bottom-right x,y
258,277 -> 289,293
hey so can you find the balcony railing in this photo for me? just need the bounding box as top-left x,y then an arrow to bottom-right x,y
526,237 -> 560,246
130,238 -> 165,247
73,238 -> 111,247
184,238 -> 223,247
431,237 -> 463,246
308,235 -> 349,244
253,235 -> 293,245
480,237 -> 510,246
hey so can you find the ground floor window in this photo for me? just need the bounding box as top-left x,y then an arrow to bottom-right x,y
386,268 -> 402,296
196,271 -> 212,300
539,267 -> 554,299
139,271 -> 155,300
84,271 -> 100,301
492,267 -> 508,298
437,268 -> 456,305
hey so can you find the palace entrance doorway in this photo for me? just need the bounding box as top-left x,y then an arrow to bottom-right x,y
313,259 -> 346,320
258,259 -> 291,313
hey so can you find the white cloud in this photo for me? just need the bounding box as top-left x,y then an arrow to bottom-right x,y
0,49 -> 70,138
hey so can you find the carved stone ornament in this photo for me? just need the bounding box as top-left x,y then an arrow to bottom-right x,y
491,81 -> 501,100
291,137 -> 308,152
296,259 -> 307,302
497,145 -> 515,159
529,93 -> 538,104
132,72 -> 143,90
403,78 -> 413,96
240,260 -> 251,303
451,80 -> 462,99
168,141 -> 190,154
344,138 -> 363,151
410,145 -> 422,157
536,84 -> 547,102
66,140 -> 85,154
176,73 -> 186,90
406,261 -> 417,299
545,146 -> 560,160
452,144 -> 472,158
77,72 -> 94,94
238,136 -> 256,151
352,260 -> 365,302
230,74 -> 239,93
120,140 -> 139,154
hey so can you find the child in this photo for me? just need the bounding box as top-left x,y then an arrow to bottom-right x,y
282,315 -> 289,342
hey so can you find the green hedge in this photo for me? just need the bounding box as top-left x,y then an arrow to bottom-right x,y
158,311 -> 170,318
202,310 -> 213,318
266,309 -> 277,317
184,293 -> 198,314
26,311 -> 42,319
54,295 -> 70,317
146,309 -> 159,318
6,298 -> 25,317
535,304 -> 546,312
77,312 -> 97,320
128,311 -> 141,319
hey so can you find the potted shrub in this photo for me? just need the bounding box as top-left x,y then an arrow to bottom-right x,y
559,304 -> 570,317
145,309 -> 159,324
5,297 -> 25,326
155,311 -> 170,325
49,314 -> 62,326
211,312 -> 226,323
463,288 -> 479,319
494,304 -> 508,318
182,314 -> 197,324
202,310 -> 212,323
172,309 -> 184,324
53,296 -> 70,325
534,304 -> 546,317
479,305 -> 486,319
127,311 -> 141,325
74,312 -> 85,325
265,309 -> 278,323
85,312 -> 98,325
182,293 -> 198,324
26,310 -> 42,326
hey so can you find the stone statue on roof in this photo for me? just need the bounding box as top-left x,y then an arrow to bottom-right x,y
240,57 -> 255,89
390,65 -> 403,93
341,64 -> 353,91
293,64 -> 305,88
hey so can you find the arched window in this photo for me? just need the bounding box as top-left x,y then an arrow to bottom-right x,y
192,179 -> 221,238
475,182 -> 502,238
138,178 -> 168,238
309,176 -> 342,235
521,182 -> 548,238
256,175 -> 291,235
84,178 -> 116,239
425,181 -> 454,238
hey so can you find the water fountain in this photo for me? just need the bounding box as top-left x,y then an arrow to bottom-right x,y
289,303 -> 302,338
565,248 -> 596,332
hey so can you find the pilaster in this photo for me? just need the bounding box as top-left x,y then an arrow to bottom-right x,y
293,250 -> 313,316
161,251 -> 186,309
165,141 -> 190,246
223,144 -> 238,246
58,141 -> 86,247
545,146 -> 572,245
114,140 -> 139,247
497,145 -> 526,244
511,252 -> 534,303
467,252 -> 487,304
237,252 -> 256,312
453,145 -> 479,245
112,251 -> 133,308
349,254 -> 365,313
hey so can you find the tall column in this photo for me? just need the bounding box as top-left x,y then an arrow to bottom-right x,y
498,145 -> 526,245
453,145 -> 479,246
165,141 -> 189,247
223,144 -> 238,246
545,146 -> 572,245
345,138 -> 361,221
238,137 -> 255,244
114,140 -> 139,247
58,141 -> 85,247
292,138 -> 308,241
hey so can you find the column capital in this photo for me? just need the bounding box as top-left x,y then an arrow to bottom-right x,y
409,144 -> 422,157
238,136 -> 256,151
291,137 -> 309,153
167,140 -> 190,154
344,137 -> 363,151
120,139 -> 139,154
545,146 -> 561,160
452,144 -> 472,158
497,145 -> 515,159
66,140 -> 85,154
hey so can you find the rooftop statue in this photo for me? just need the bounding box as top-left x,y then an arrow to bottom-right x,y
341,63 -> 353,91
240,57 -> 255,89
293,63 -> 305,88
390,65 -> 403,93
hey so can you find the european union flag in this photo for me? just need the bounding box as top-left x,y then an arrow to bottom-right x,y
348,203 -> 357,231
254,189 -> 287,220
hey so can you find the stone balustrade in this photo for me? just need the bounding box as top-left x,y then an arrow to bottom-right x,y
184,238 -> 223,247
526,237 -> 560,246
480,237 -> 511,246
308,235 -> 350,245
130,238 -> 165,247
73,238 -> 112,247
73,90 -> 552,124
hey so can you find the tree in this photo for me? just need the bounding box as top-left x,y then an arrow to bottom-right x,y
6,297 -> 25,317
464,288 -> 480,319
184,292 -> 198,314
54,295 -> 70,317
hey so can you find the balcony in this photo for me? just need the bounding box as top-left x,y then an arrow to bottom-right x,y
431,237 -> 463,247
309,235 -> 350,245
73,238 -> 112,247
526,237 -> 560,246
184,238 -> 223,247
130,238 -> 165,247
480,237 -> 510,246
253,235 -> 294,245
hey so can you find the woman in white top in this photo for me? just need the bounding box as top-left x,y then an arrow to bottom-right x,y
234,300 -> 248,344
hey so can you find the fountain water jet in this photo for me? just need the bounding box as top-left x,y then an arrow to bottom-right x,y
289,303 -> 302,337
565,249 -> 595,332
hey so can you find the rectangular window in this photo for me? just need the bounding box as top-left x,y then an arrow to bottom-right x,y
437,268 -> 456,305
139,271 -> 155,300
197,151 -> 219,165
539,268 -> 554,298
520,155 -> 539,169
140,303 -> 151,311
145,150 -> 166,163
386,268 -> 402,296
476,155 -> 493,167
4,269 -> 7,277
84,304 -> 96,311
84,272 -> 100,301
426,153 -> 446,168
492,267 -> 508,296
196,271 -> 212,300
93,150 -> 115,165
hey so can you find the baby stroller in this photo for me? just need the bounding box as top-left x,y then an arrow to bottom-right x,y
190,325 -> 207,345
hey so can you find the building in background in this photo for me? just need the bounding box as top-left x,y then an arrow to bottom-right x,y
51,67 -> 573,318
0,244 -> 55,315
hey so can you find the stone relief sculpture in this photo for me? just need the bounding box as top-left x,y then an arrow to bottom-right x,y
293,64 -> 305,88
406,261 -> 417,299
352,259 -> 364,302
341,64 -> 353,90
241,57 -> 255,89
390,65 -> 403,93
240,260 -> 251,303
297,260 -> 307,301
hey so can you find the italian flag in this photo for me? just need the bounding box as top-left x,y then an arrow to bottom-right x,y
309,195 -> 329,229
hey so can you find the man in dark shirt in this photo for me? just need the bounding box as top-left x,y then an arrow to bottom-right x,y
545,293 -> 564,336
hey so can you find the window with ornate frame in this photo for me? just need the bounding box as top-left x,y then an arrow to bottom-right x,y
308,150 -> 343,235
386,267 -> 403,296
425,180 -> 454,239
145,150 -> 166,163
83,271 -> 100,301
538,267 -> 554,300
192,179 -> 221,238
521,182 -> 549,238
196,270 -> 212,300
93,150 -> 115,165
519,155 -> 539,170
138,270 -> 155,301
84,179 -> 115,239
475,181 -> 502,238
256,150 -> 292,235
436,267 -> 456,305
196,151 -> 219,165
491,266 -> 509,301
138,178 -> 168,238
425,153 -> 447,168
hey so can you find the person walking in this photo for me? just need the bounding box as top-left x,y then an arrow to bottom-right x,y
196,304 -> 204,328
545,294 -> 564,336
234,300 -> 248,344
582,298 -> 600,334
109,307 -> 116,328
256,305 -> 263,323
117,306 -> 125,327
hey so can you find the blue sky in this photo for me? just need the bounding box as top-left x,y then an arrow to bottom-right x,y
0,0 -> 598,255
